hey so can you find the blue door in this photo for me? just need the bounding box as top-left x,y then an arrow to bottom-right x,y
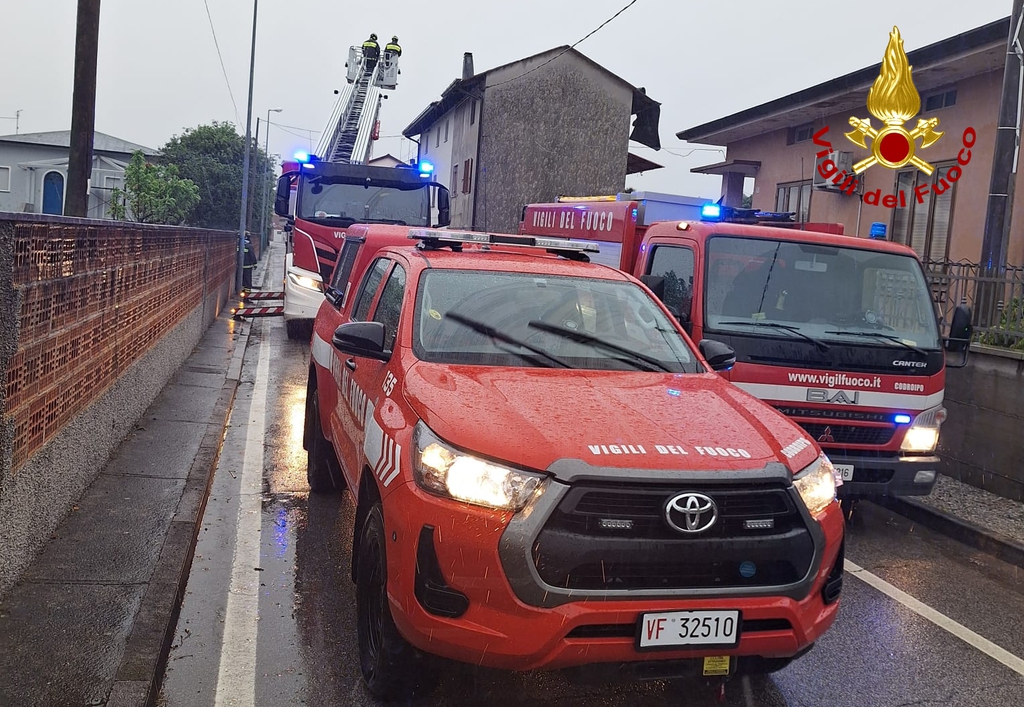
42,171 -> 64,215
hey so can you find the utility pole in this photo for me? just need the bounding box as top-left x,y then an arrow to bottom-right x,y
1,110 -> 23,134
978,0 -> 1024,324
66,0 -> 101,218
236,0 -> 258,293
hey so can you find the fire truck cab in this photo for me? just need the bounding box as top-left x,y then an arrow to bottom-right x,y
520,198 -> 973,501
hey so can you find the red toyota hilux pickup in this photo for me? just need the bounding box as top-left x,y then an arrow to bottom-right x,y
304,226 -> 844,699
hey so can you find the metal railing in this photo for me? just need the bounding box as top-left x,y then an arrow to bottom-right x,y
924,260 -> 1024,349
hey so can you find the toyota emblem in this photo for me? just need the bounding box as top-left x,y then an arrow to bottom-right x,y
665,492 -> 718,534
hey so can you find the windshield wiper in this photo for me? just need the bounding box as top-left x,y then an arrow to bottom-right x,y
527,320 -> 675,372
823,330 -> 928,356
370,218 -> 410,225
718,321 -> 830,353
445,313 -> 573,369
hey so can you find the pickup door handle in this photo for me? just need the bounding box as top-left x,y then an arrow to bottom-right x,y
345,358 -> 357,371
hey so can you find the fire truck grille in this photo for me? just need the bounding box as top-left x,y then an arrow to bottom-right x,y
533,484 -> 815,591
797,422 -> 894,446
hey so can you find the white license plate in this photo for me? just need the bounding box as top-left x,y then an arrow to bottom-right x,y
835,464 -> 854,481
637,610 -> 741,649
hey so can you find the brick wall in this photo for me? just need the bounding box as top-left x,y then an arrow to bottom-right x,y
1,217 -> 234,472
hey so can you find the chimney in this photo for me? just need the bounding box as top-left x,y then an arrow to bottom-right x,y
462,53 -> 475,81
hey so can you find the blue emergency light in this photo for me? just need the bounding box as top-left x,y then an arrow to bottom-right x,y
294,151 -> 311,163
419,160 -> 435,178
701,203 -> 722,220
894,414 -> 912,425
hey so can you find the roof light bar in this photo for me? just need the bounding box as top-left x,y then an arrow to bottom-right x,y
699,203 -> 797,224
408,229 -> 600,254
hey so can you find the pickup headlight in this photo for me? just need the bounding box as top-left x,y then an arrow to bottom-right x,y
412,422 -> 546,512
288,271 -> 324,292
900,405 -> 947,453
794,454 -> 838,517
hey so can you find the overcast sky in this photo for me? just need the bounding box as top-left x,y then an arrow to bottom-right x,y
1,0 -> 1011,198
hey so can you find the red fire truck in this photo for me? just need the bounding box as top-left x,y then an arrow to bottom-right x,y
521,198 -> 973,506
273,157 -> 450,338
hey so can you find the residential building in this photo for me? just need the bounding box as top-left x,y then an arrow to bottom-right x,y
678,18 -> 1018,266
404,49 -> 663,232
0,131 -> 159,219
366,153 -> 406,169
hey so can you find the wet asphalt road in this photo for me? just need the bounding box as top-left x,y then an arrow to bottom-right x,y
161,249 -> 1024,707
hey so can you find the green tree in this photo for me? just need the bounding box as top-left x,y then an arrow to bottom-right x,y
160,121 -> 274,231
110,151 -> 200,224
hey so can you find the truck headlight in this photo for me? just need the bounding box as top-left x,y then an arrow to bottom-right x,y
412,422 -> 546,512
288,272 -> 324,292
900,405 -> 947,453
794,454 -> 838,517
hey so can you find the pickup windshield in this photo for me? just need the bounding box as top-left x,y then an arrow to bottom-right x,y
298,177 -> 430,226
705,235 -> 942,350
414,270 -> 701,372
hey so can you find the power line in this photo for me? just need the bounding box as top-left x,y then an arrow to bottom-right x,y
268,120 -> 322,134
202,0 -> 241,126
487,0 -> 641,89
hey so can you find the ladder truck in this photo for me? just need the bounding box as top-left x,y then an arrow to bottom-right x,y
266,41 -> 450,339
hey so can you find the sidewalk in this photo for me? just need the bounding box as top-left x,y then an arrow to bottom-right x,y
0,247 -> 274,707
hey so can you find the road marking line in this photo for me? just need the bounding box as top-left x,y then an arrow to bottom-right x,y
214,327 -> 271,707
845,559 -> 1024,677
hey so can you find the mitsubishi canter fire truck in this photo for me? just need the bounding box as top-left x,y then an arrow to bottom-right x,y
272,38 -> 451,339
520,197 -> 973,505
304,226 -> 844,700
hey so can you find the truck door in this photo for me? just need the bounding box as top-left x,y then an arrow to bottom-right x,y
643,240 -> 698,337
331,257 -> 390,478
336,258 -> 408,488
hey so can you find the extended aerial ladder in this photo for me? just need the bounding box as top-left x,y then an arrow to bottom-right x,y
316,45 -> 400,164
234,42 -> 401,321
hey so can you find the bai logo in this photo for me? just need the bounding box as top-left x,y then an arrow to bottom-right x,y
811,27 -> 976,208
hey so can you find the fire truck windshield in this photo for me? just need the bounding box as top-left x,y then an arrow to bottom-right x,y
414,271 -> 701,372
298,178 -> 431,226
705,236 -> 942,350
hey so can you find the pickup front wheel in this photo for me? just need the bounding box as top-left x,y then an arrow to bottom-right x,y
356,504 -> 420,699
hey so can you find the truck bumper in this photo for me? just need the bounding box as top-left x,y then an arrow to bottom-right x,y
830,451 -> 940,497
382,480 -> 844,673
283,254 -> 325,322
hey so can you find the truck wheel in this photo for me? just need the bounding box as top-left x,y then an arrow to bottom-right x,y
286,319 -> 310,341
356,504 -> 420,699
306,390 -> 341,493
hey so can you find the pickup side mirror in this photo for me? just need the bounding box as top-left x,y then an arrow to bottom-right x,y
944,304 -> 972,367
275,174 -> 292,217
332,321 -> 389,361
437,187 -> 451,227
699,339 -> 736,372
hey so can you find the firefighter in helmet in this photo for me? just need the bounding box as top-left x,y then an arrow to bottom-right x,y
385,36 -> 402,61
362,33 -> 381,71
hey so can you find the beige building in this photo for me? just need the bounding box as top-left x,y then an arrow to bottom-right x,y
679,17 -> 1020,267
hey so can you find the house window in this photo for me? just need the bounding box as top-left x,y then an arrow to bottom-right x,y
775,180 -> 812,222
423,132 -> 428,155
444,119 -> 449,143
452,164 -> 459,198
788,123 -> 815,145
890,163 -> 956,263
470,100 -> 477,126
462,158 -> 473,194
435,129 -> 439,148
0,166 -> 10,192
104,175 -> 123,191
924,89 -> 957,111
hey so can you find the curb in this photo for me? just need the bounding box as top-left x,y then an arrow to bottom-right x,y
876,495 -> 1024,571
106,257 -> 272,707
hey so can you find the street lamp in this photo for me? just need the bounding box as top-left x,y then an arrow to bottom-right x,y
260,108 -> 283,254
